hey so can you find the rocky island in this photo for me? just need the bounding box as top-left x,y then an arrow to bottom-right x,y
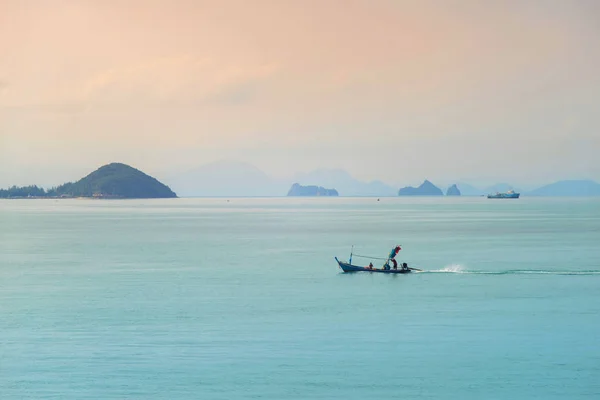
287,183 -> 339,196
446,184 -> 461,196
0,163 -> 177,199
398,180 -> 443,196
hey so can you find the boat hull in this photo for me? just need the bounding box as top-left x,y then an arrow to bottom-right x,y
336,259 -> 412,274
487,193 -> 520,199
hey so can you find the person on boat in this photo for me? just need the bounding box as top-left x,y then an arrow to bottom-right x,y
368,262 -> 373,269
391,258 -> 398,270
402,262 -> 409,271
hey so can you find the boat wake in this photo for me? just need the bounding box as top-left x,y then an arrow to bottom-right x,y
429,264 -> 466,273
424,264 -> 600,276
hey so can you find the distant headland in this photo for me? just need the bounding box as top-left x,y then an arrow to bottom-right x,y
287,183 -> 338,197
0,163 -> 177,199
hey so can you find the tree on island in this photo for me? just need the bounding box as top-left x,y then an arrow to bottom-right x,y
0,185 -> 47,198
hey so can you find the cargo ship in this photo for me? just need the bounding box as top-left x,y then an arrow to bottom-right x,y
487,190 -> 520,199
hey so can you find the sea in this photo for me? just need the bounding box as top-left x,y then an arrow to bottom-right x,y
1,197 -> 599,399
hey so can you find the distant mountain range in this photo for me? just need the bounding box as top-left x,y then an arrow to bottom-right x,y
454,183 -> 481,196
527,180 -> 600,196
166,161 -> 600,197
168,161 -> 287,197
292,169 -> 396,197
4,160 -> 598,198
169,162 -> 397,197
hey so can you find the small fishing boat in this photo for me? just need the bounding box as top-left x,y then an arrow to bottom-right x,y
335,245 -> 422,274
336,259 -> 413,273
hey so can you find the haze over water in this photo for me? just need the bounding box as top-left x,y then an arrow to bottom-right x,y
2,0 -> 599,187
2,197 -> 599,399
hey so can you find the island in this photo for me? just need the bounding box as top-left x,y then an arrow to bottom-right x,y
0,163 -> 177,199
287,183 -> 339,196
398,180 -> 443,196
446,184 -> 461,196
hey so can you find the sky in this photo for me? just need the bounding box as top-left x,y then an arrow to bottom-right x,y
1,0 -> 599,188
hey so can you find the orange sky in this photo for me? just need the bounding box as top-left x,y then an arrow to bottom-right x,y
1,0 -> 599,187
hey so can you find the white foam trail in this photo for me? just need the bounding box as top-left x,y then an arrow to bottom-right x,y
423,265 -> 600,275
429,264 -> 466,273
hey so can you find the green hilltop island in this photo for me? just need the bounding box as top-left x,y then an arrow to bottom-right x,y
0,163 -> 177,199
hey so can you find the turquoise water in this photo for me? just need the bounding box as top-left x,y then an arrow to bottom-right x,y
1,197 -> 599,399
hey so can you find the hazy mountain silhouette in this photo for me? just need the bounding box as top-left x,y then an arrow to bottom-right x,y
398,180 -> 443,196
170,164 -> 397,197
528,180 -> 600,196
292,169 -> 396,196
168,161 -> 286,197
167,161 -> 599,197
456,183 -> 483,196
446,184 -> 461,196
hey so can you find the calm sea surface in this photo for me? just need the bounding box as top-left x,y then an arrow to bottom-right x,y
1,197 -> 599,399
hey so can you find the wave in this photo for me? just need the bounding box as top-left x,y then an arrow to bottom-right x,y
424,264 -> 600,276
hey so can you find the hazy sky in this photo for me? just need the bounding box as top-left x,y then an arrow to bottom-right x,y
1,0 -> 599,187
